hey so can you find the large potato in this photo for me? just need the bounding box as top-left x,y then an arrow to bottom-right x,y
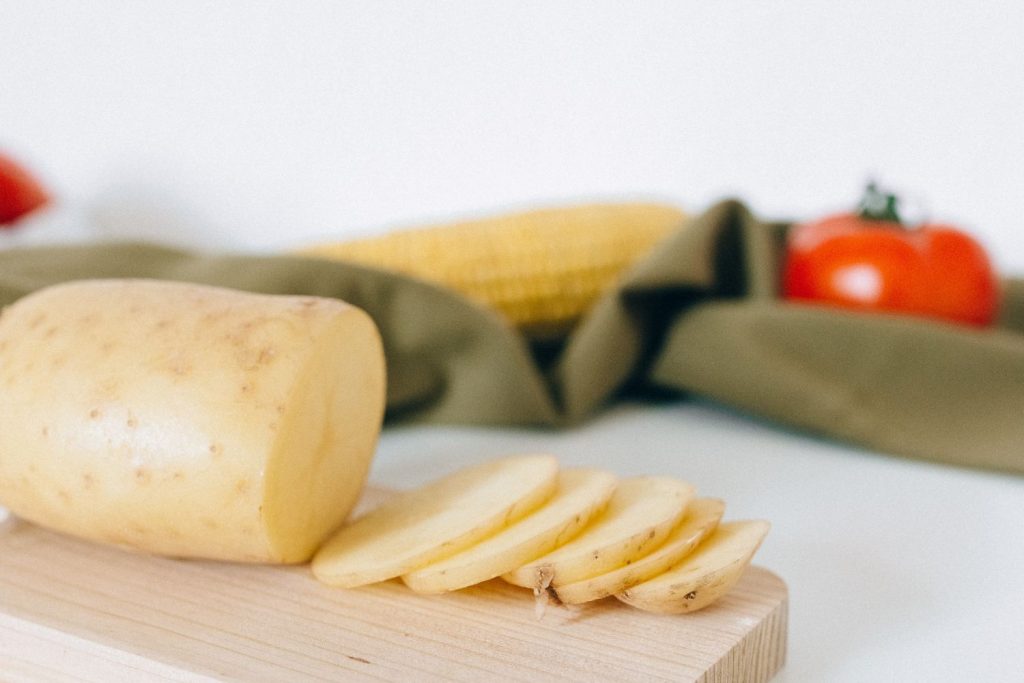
0,279 -> 386,563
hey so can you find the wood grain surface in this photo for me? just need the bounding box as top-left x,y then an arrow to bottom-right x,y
0,488 -> 787,682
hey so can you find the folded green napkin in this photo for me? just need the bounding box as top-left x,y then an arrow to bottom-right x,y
1,200 -> 1021,474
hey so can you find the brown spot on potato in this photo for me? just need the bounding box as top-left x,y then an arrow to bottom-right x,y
295,299 -> 322,317
209,443 -> 223,457
240,383 -> 253,394
28,313 -> 46,329
82,473 -> 96,489
257,347 -> 275,365
44,325 -> 59,339
154,318 -> 172,330
202,517 -> 219,530
126,416 -> 138,428
172,471 -> 186,481
89,408 -> 102,419
57,489 -> 72,504
684,590 -> 698,600
170,361 -> 192,376
40,426 -> 49,438
95,378 -> 120,398
100,341 -> 116,354
235,479 -> 250,495
134,468 -> 152,485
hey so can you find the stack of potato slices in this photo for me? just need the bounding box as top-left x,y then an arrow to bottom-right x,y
312,455 -> 769,614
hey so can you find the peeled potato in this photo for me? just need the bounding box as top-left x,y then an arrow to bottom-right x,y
312,455 -> 559,588
553,497 -> 725,605
402,469 -> 617,594
0,279 -> 386,563
503,476 -> 694,590
617,520 -> 770,614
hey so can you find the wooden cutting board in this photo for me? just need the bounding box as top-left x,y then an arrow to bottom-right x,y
0,487 -> 787,682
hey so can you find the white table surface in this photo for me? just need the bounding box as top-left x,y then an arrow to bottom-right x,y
369,400 -> 1024,682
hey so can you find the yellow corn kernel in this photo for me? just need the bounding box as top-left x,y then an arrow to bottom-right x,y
299,203 -> 686,336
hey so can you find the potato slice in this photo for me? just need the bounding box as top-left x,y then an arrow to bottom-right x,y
553,497 -> 724,605
503,476 -> 694,590
616,520 -> 770,614
312,455 -> 558,588
402,469 -> 617,594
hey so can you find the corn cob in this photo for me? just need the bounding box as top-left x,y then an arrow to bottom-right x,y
299,203 -> 686,336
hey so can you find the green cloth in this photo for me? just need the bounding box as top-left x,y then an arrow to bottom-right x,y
1,200 -> 1021,474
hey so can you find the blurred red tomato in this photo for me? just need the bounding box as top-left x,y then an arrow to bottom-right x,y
0,152 -> 49,228
782,185 -> 999,327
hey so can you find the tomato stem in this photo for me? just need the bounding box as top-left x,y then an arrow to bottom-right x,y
857,182 -> 902,223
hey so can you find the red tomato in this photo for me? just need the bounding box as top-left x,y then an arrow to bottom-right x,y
782,185 -> 999,327
0,152 -> 49,228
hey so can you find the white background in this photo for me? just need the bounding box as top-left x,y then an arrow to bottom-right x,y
2,3 -> 1024,682
1,1 -> 1023,267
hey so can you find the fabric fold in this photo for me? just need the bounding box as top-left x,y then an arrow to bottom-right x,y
652,301 -> 1024,472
